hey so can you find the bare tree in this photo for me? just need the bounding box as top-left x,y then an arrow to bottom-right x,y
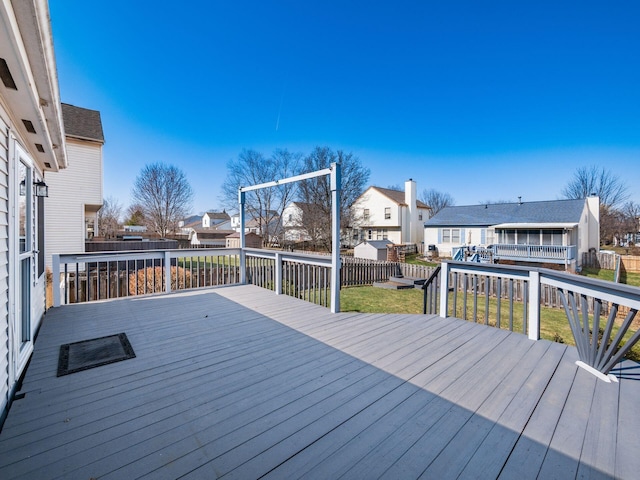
296,147 -> 370,250
561,165 -> 629,209
132,163 -> 194,237
620,201 -> 640,244
97,196 -> 122,239
420,189 -> 454,216
221,149 -> 301,245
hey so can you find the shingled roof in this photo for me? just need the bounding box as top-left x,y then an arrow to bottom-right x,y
370,186 -> 429,209
424,198 -> 587,227
61,103 -> 104,143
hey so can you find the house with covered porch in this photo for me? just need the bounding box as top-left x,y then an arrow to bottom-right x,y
423,197 -> 599,271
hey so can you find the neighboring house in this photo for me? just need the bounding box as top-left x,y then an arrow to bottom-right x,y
231,211 -> 281,244
44,103 -> 104,268
225,232 -> 262,248
282,202 -> 317,243
424,197 -> 600,271
1,0 -> 67,421
354,240 -> 391,261
202,211 -> 230,228
189,228 -> 236,247
178,214 -> 202,233
351,179 -> 430,246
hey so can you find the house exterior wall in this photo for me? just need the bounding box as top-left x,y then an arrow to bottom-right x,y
424,226 -> 486,257
0,0 -> 66,422
44,138 -> 103,267
0,112 -> 9,415
0,106 -> 48,420
352,184 -> 428,245
282,203 -> 311,242
353,189 -> 402,230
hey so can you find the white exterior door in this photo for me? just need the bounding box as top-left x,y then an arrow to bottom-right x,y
11,143 -> 35,378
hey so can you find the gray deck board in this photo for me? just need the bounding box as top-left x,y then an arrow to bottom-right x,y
0,284 -> 636,479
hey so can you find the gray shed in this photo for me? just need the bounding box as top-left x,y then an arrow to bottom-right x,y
354,240 -> 391,261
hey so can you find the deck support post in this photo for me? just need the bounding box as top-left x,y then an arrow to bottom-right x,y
275,252 -> 282,295
528,270 -> 541,340
52,254 -> 61,307
239,190 -> 246,284
330,162 -> 341,313
439,261 -> 450,318
164,251 -> 171,293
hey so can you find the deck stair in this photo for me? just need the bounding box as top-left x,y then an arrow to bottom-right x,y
373,275 -> 425,290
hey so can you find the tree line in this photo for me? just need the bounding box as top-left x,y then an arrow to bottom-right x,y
98,155 -> 638,249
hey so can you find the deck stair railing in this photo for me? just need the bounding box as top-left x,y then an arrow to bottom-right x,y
422,265 -> 441,315
439,261 -> 640,381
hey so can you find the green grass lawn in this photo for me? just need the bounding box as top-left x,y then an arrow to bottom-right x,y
404,253 -> 439,267
580,267 -> 640,287
340,285 -> 640,362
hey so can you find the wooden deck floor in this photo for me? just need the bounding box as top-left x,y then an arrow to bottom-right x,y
1,285 -> 639,479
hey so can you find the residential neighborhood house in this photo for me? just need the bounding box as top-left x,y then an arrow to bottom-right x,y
202,210 -> 230,228
282,201 -> 323,244
1,0 -> 68,421
231,211 -> 280,245
351,179 -> 430,246
44,103 -> 104,268
423,197 -> 600,271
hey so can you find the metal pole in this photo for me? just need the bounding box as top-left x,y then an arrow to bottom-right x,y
239,189 -> 246,284
330,162 -> 341,313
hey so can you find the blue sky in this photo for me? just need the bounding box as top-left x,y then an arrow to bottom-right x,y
49,1 -> 640,214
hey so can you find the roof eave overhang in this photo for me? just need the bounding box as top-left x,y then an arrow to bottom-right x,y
492,222 -> 579,229
0,0 -> 67,171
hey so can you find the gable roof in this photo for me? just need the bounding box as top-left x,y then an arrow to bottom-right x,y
192,228 -> 235,239
369,186 -> 429,209
424,198 -> 588,227
204,211 -> 230,221
61,103 -> 104,143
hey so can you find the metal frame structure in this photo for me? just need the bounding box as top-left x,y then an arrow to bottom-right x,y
238,163 -> 342,313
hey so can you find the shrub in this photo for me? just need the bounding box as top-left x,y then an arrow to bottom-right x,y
128,266 -> 192,295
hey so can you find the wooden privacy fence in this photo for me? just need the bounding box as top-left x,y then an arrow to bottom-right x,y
341,259 -> 400,286
340,258 -> 436,286
582,251 -> 640,272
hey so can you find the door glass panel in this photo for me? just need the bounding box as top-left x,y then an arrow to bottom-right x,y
19,162 -> 28,253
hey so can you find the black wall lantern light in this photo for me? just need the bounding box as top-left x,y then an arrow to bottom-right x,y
34,180 -> 48,197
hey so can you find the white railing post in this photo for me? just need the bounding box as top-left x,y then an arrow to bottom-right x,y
330,162 -> 341,313
239,189 -> 246,284
275,252 -> 282,295
528,270 -> 541,340
52,254 -> 61,307
164,250 -> 172,293
439,261 -> 450,318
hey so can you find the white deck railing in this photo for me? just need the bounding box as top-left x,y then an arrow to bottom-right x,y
493,244 -> 576,262
438,261 -> 640,380
52,248 -> 334,309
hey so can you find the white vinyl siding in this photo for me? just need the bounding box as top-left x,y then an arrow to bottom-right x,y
0,113 -> 9,413
44,139 -> 103,267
